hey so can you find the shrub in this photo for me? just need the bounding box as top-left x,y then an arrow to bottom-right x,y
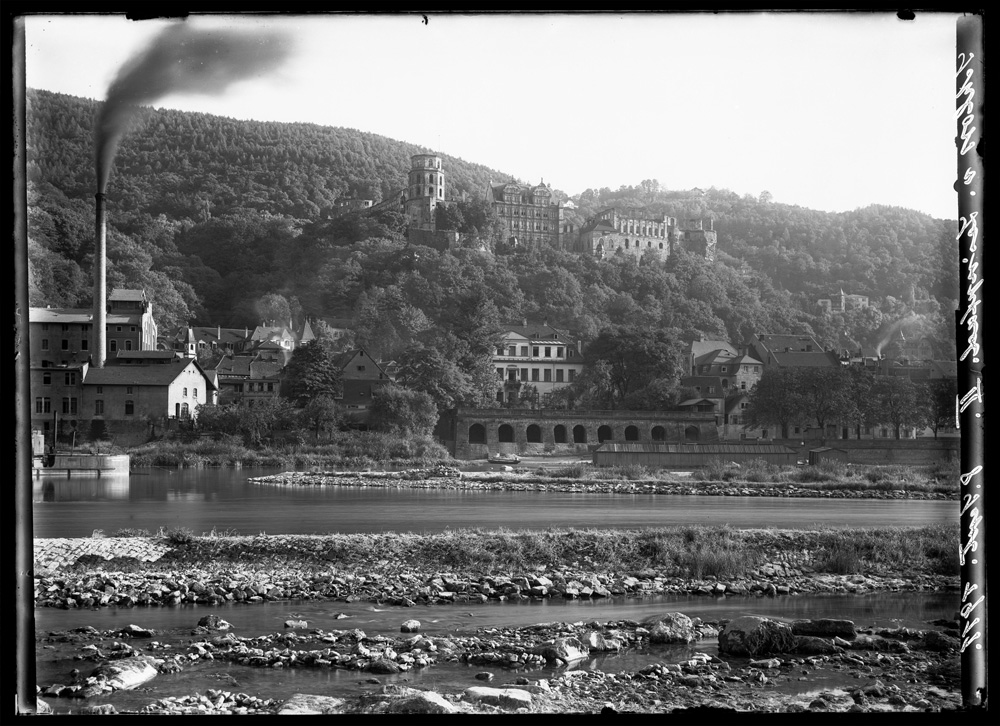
820,542 -> 862,574
165,526 -> 195,545
111,528 -> 151,537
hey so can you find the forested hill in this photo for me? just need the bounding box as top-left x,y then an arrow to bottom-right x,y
26,87 -> 959,378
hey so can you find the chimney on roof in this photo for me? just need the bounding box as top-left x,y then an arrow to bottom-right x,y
217,325 -> 221,340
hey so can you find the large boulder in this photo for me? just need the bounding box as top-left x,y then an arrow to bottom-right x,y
718,616 -> 796,657
791,619 -> 856,638
197,615 -> 232,631
463,687 -> 533,711
79,656 -> 158,697
531,637 -> 587,664
400,619 -> 421,633
278,694 -> 347,714
384,691 -> 458,714
644,612 -> 697,644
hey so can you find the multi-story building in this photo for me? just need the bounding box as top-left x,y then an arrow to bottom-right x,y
491,322 -> 584,405
486,180 -> 561,250
406,154 -> 447,230
817,289 -> 870,313
748,333 -> 840,370
29,288 -> 158,368
569,208 -> 717,262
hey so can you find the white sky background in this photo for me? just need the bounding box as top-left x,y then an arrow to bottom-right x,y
24,11 -> 960,219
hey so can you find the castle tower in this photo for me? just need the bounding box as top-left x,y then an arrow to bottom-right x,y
406,154 -> 445,230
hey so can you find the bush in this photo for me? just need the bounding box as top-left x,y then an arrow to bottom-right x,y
820,542 -> 862,574
111,528 -> 151,537
164,526 -> 195,545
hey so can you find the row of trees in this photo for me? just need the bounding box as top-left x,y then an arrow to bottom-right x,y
743,367 -> 957,439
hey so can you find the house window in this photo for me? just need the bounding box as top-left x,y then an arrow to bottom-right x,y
266,383 -> 273,392
556,369 -> 564,382
125,400 -> 134,415
544,370 -> 552,382
741,381 -> 747,390
126,386 -> 133,394
61,324 -> 69,332
110,340 -> 117,351
496,368 -> 503,378
61,339 -> 69,350
357,365 -> 366,372
194,388 -> 199,398
96,386 -> 103,394
43,372 -> 51,385
520,368 -> 528,381
183,388 -> 188,397
95,400 -> 104,415
708,386 -> 716,394
181,403 -> 190,418
545,347 -> 552,357
42,323 -> 49,331
531,369 -> 539,382
556,347 -> 564,358
508,346 -> 516,356
64,372 -> 76,385
116,326 -> 122,332
532,347 -> 539,357
35,397 -> 51,414
519,346 -> 528,356
131,326 -> 136,332
568,369 -> 576,382
125,340 -> 133,351
81,339 -> 88,350
41,339 -> 49,350
62,397 -> 77,415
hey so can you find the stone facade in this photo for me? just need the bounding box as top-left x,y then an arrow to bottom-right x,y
438,408 -> 719,460
486,180 -> 561,250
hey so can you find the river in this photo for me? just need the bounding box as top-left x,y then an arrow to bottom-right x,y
32,468 -> 954,538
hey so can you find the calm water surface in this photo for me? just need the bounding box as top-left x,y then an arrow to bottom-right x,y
33,467 -> 955,538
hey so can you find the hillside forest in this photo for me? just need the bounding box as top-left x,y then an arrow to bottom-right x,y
26,89 -> 960,410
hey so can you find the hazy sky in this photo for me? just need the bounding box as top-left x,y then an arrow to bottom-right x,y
23,11 -> 961,219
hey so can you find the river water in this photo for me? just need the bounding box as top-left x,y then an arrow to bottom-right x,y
32,468 -> 954,538
31,467 -> 959,713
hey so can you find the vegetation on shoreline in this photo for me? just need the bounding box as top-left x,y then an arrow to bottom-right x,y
125,524 -> 958,580
126,431 -> 450,469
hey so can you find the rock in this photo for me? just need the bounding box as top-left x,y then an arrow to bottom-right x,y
118,624 -> 154,638
278,694 -> 347,714
645,612 -> 697,644
718,616 -> 796,657
532,637 -> 587,664
367,657 -> 401,674
463,687 -> 533,711
80,656 -> 158,696
748,658 -> 782,669
475,672 -> 494,681
284,619 -> 308,629
922,631 -> 960,652
384,690 -> 458,714
197,615 -> 232,630
400,619 -> 421,633
34,698 -> 53,715
791,618 -> 856,638
795,635 -> 839,655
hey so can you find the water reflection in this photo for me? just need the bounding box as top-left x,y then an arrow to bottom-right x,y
32,477 -> 131,501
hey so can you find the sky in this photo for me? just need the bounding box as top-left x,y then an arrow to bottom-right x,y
22,11 -> 962,219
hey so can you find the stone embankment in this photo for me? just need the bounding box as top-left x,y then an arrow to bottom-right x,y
36,614 -> 964,714
248,469 -> 953,500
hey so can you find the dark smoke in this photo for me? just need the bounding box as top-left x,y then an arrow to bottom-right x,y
95,22 -> 292,191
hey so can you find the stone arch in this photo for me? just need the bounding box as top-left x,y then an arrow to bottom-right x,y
554,425 -> 567,444
526,424 -> 542,443
469,423 -> 486,444
499,424 -> 515,443
598,425 -> 613,443
573,425 -> 587,443
624,425 -> 639,441
684,425 -> 700,442
651,425 -> 666,441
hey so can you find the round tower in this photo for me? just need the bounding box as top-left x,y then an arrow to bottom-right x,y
406,154 -> 445,230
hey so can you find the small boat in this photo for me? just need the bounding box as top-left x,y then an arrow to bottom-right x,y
489,453 -> 521,465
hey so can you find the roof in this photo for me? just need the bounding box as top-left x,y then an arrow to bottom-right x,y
213,355 -> 254,377
29,308 -> 139,325
112,351 -> 181,362
108,289 -> 146,302
754,334 -> 824,352
84,360 -> 215,389
689,339 -> 738,360
187,326 -> 250,346
501,323 -> 576,344
579,218 -> 616,235
597,443 -> 796,455
678,398 -> 719,407
250,360 -> 283,379
809,447 -> 847,453
768,351 -> 840,368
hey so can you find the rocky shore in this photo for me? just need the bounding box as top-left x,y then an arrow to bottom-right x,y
248,467 -> 954,500
36,612 -> 965,715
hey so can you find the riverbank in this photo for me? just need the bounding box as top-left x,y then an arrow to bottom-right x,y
34,525 -> 958,610
32,527 -> 966,715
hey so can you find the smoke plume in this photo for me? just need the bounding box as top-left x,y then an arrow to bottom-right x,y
95,22 -> 292,192
874,312 -> 923,357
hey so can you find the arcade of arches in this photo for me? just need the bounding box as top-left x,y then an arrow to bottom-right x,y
439,409 -> 719,459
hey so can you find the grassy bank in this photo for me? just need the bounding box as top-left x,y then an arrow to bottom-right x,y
540,459 -> 958,496
126,431 -> 451,469
132,524 -> 958,580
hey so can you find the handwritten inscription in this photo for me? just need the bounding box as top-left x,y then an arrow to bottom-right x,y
956,214 -> 981,363
959,379 -> 983,413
